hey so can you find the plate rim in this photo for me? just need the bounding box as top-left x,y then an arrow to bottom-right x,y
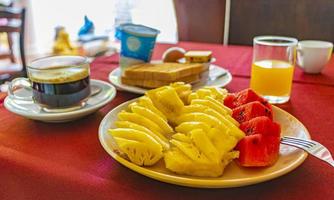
98,99 -> 309,188
108,65 -> 233,94
4,79 -> 117,120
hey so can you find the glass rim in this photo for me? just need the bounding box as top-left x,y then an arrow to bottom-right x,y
28,55 -> 89,70
254,36 -> 298,47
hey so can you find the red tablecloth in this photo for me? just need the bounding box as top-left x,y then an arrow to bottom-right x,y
1,42 -> 334,200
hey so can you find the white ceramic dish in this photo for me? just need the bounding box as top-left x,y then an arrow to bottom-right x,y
108,64 -> 232,94
99,99 -> 310,188
4,79 -> 116,123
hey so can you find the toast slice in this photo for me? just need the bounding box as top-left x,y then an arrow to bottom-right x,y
123,62 -> 207,81
121,74 -> 201,88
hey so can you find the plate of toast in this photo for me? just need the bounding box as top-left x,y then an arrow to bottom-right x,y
108,62 -> 232,94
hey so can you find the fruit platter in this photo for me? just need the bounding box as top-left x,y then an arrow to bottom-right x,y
99,83 -> 310,188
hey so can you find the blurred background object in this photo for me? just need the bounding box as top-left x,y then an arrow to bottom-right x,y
0,4 -> 26,84
173,0 -> 226,43
229,0 -> 334,45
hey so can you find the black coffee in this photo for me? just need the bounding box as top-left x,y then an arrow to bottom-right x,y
32,76 -> 90,108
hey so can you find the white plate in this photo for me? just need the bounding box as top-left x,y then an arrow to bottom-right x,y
108,64 -> 232,94
4,79 -> 116,123
99,99 -> 310,188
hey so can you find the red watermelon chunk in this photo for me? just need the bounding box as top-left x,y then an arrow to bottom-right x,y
239,116 -> 281,138
236,134 -> 280,167
232,101 -> 273,124
223,94 -> 236,109
224,88 -> 272,110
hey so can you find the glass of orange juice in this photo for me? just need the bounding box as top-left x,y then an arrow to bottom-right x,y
250,36 -> 298,104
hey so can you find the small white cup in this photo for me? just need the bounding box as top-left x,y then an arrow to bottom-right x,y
297,40 -> 333,74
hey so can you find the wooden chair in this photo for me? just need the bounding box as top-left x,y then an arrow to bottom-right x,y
228,0 -> 334,45
173,0 -> 226,43
0,6 -> 26,83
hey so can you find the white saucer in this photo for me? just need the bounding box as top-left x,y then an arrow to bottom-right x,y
4,79 -> 116,123
108,64 -> 232,94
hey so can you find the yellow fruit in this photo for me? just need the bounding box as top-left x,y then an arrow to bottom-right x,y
182,104 -> 207,114
130,105 -> 173,135
172,133 -> 192,143
146,86 -> 184,122
224,114 -> 240,127
189,129 -> 220,163
196,88 -> 213,99
221,151 -> 240,166
109,128 -> 161,147
202,87 -> 228,101
164,148 -> 224,177
169,82 -> 192,104
191,99 -> 228,116
113,136 -> 163,166
187,92 -> 199,104
205,96 -> 232,115
118,111 -> 165,135
176,112 -> 227,130
137,96 -> 166,121
114,121 -> 169,150
207,128 -> 239,158
170,139 -> 210,163
175,121 -> 211,134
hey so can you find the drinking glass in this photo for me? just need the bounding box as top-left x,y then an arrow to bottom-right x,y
250,36 -> 298,104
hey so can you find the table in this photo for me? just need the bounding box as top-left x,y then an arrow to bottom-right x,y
0,42 -> 333,200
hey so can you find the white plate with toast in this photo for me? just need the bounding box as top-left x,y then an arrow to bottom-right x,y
108,64 -> 232,94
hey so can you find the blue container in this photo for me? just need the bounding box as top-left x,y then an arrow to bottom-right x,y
116,23 -> 160,69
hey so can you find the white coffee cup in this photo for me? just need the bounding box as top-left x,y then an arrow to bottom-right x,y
297,40 -> 333,74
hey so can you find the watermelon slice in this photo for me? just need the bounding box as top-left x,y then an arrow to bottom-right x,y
239,116 -> 281,138
224,88 -> 271,110
232,101 -> 273,124
236,134 -> 280,167
236,116 -> 281,167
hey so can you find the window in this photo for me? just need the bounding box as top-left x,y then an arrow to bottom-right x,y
30,0 -> 177,54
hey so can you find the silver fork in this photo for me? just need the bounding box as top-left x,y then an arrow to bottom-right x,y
281,136 -> 334,167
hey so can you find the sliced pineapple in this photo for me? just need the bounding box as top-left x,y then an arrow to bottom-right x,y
175,121 -> 211,134
137,96 -> 167,121
187,92 -> 199,104
205,96 -> 232,115
164,148 -> 224,177
207,128 -> 239,158
202,86 -> 228,101
169,82 -> 192,104
130,105 -> 173,135
118,111 -> 165,135
170,139 -> 211,164
189,129 -> 220,163
114,121 -> 169,150
145,86 -> 184,123
176,112 -> 228,131
191,99 -> 229,116
172,133 -> 192,143
113,136 -> 163,166
109,128 -> 161,147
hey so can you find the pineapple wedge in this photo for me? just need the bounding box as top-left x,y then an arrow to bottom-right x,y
189,129 -> 220,163
164,148 -> 224,177
137,96 -> 167,121
114,121 -> 169,151
118,111 -> 165,135
130,105 -> 174,135
175,121 -> 211,134
113,136 -> 163,166
146,86 -> 185,123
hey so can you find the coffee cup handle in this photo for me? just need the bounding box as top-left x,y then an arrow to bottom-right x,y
8,77 -> 33,101
296,46 -> 304,68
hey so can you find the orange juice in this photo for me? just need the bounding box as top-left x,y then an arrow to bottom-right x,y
250,60 -> 294,98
